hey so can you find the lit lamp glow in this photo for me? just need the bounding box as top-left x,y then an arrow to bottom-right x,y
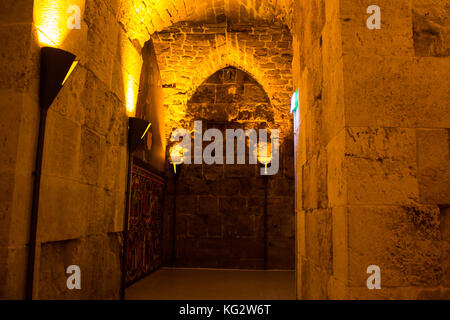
34,0 -> 84,47
258,142 -> 272,175
125,74 -> 138,117
169,145 -> 187,174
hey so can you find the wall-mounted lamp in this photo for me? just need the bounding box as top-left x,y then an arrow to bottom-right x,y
27,46 -> 79,300
128,117 -> 152,153
258,142 -> 272,175
258,155 -> 272,175
169,145 -> 187,176
40,47 -> 79,110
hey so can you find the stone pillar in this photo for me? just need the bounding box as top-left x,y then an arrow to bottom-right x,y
295,0 -> 449,299
0,1 -> 40,299
333,0 -> 449,299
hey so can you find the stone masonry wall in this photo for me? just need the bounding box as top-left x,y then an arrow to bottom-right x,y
152,20 -> 294,140
293,0 -> 450,299
164,67 -> 294,269
0,0 -> 148,299
1,0 -> 296,300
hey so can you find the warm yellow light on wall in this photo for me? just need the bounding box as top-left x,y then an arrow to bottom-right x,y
34,0 -> 76,47
125,74 -> 138,117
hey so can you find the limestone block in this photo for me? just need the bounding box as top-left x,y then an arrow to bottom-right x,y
442,240 -> 450,287
105,189 -> 124,233
413,1 -> 450,57
302,150 -> 328,209
37,238 -> 85,299
198,196 -> 218,215
82,233 -> 121,299
86,29 -> 115,87
0,91 -> 24,168
110,57 -> 126,103
417,129 -> 450,205
0,24 -> 37,92
224,214 -> 254,238
102,144 -> 121,191
326,125 -> 347,207
347,205 -> 442,288
299,258 -> 330,299
174,195 -> 196,215
188,214 -> 208,237
87,186 -> 106,235
345,54 -> 450,129
322,2 -> 343,69
247,196 -> 265,211
340,0 -> 414,57
176,214 -> 188,236
322,58 -> 345,146
0,246 -> 27,299
296,210 -> 306,257
190,84 -> 215,103
99,233 -> 121,299
43,111 -> 81,180
343,55 -> 414,127
268,212 -> 294,238
268,177 -> 294,197
38,175 -> 89,243
267,236 -> 294,269
224,164 -> 254,179
332,206 -> 348,283
8,171 -> 34,246
206,214 -> 222,237
304,209 -> 332,274
50,65 -> 86,126
267,197 -> 294,216
0,0 -> 33,24
79,129 -> 105,186
345,127 -> 419,205
0,170 -> 15,246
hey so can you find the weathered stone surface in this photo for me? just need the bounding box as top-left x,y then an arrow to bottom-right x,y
345,127 -> 419,205
347,205 -> 441,288
1,0 -> 448,301
413,1 -> 450,57
417,129 -> 450,205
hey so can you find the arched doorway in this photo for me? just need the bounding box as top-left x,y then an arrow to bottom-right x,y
167,66 -> 295,269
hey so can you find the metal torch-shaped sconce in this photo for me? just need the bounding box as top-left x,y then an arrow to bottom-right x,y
128,117 -> 152,153
40,47 -> 79,110
258,141 -> 273,175
27,47 -> 79,300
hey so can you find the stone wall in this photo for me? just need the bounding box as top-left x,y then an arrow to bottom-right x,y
1,0 -> 448,300
152,20 -> 294,140
0,0 -> 148,299
293,0 -> 450,299
164,67 -> 295,269
0,1 -> 40,299
31,0 -> 135,299
0,0 -> 295,300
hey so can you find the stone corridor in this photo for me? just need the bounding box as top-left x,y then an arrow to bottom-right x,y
0,0 -> 449,300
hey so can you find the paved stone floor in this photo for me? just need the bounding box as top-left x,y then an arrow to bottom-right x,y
125,268 -> 296,300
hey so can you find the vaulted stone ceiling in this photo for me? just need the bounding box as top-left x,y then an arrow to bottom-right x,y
120,0 -> 295,45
